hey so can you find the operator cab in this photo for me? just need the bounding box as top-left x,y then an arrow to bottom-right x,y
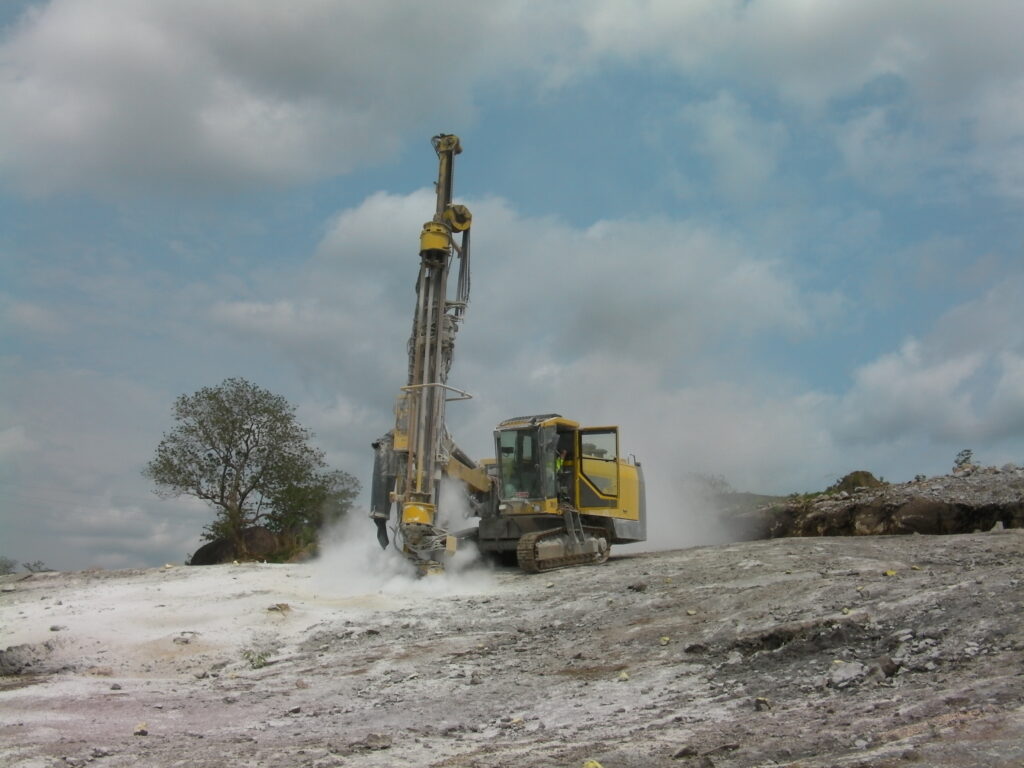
494,414 -> 621,508
496,421 -> 558,501
480,413 -> 644,561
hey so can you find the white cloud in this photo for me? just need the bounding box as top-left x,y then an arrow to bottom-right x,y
838,338 -> 984,443
679,92 -> 788,202
970,75 -> 1024,199
297,395 -> 381,477
0,0 -> 556,196
0,365 -> 210,568
212,190 -> 825,393
988,352 -> 1024,439
837,275 -> 1024,447
583,1 -> 1024,200
210,299 -> 362,357
834,107 -> 929,193
5,1 -> 1023,202
5,299 -> 67,334
0,424 -> 36,458
584,1 -> 1024,110
473,202 -> 818,368
208,194 -> 432,397
208,190 -> 843,501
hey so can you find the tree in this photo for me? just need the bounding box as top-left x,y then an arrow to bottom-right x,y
954,448 -> 974,470
144,378 -> 331,557
268,469 -> 360,549
0,556 -> 17,575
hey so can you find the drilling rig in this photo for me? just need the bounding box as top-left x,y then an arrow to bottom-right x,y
370,135 -> 645,574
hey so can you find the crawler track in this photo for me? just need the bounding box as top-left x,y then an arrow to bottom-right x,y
515,527 -> 610,573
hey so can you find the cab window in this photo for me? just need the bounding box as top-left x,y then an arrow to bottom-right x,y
498,429 -> 543,499
580,429 -> 618,496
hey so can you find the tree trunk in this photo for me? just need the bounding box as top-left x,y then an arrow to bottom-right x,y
225,484 -> 248,559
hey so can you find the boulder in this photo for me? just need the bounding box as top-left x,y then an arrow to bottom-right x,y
188,527 -> 281,565
0,641 -> 56,675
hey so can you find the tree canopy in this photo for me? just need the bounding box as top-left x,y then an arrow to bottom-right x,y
267,469 -> 361,546
144,378 -> 358,559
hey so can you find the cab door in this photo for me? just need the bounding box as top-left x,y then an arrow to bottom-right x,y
577,427 -> 619,511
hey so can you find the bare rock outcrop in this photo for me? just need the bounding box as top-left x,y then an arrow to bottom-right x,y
733,465 -> 1024,539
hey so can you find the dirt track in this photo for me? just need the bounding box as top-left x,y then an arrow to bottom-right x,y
2,529 -> 1023,767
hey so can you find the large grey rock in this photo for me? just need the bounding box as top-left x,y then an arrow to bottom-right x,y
0,641 -> 56,675
188,526 -> 280,565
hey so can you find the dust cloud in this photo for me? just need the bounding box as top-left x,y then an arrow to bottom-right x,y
311,501 -> 495,598
437,476 -> 480,532
625,454 -> 736,553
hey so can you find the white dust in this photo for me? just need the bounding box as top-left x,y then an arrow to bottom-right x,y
311,500 -> 495,598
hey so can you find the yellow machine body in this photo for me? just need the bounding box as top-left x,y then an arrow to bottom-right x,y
477,414 -> 646,570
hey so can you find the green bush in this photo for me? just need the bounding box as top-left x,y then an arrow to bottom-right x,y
827,471 -> 885,494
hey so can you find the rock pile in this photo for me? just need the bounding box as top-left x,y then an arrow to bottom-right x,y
733,464 -> 1024,539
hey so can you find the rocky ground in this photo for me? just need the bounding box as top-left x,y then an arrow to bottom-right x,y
3,525 -> 1023,768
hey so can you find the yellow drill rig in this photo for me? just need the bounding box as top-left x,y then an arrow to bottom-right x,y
369,135 -> 645,573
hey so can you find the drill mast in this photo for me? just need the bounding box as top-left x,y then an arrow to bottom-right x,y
370,134 -> 487,572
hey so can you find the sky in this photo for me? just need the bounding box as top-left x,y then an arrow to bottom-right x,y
3,0 -> 1024,571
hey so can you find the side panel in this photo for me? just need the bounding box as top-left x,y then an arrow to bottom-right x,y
477,513 -> 567,552
579,462 -> 642,521
577,469 -> 617,509
615,461 -> 642,523
610,462 -> 646,543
